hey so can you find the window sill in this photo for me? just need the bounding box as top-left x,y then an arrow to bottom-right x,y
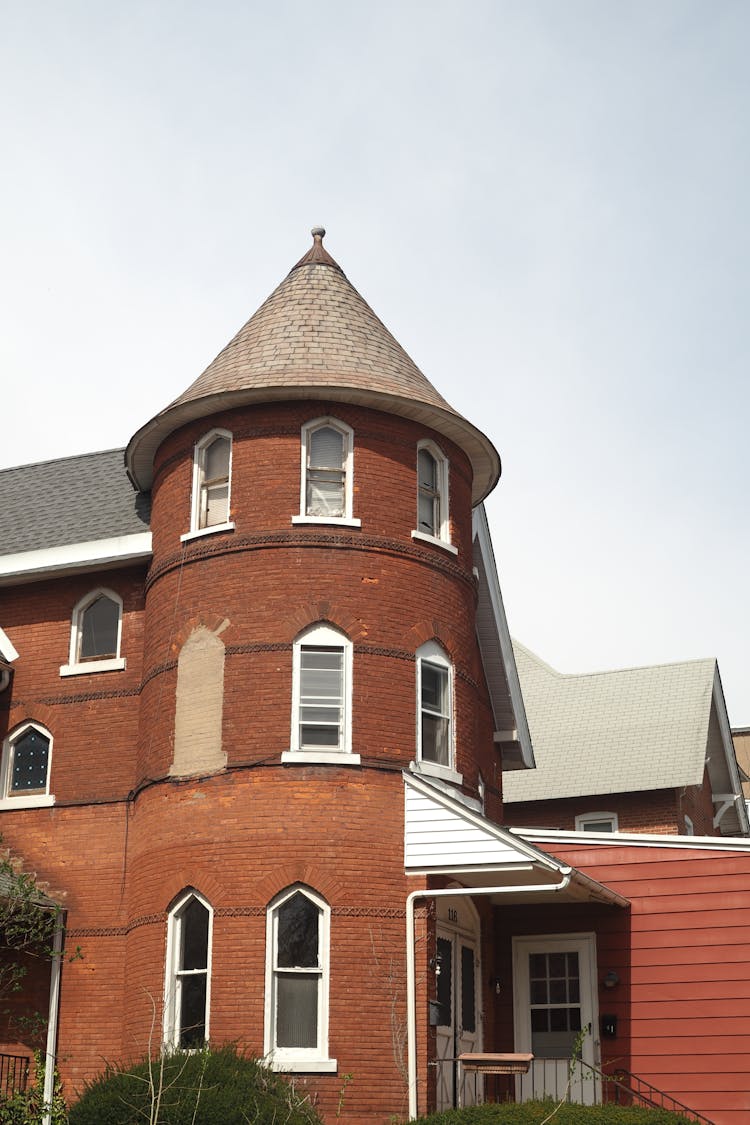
411,530 -> 458,555
410,760 -> 463,786
60,657 -> 126,677
267,1057 -> 338,1074
291,516 -> 361,528
0,795 -> 55,811
180,522 -> 236,543
282,751 -> 361,766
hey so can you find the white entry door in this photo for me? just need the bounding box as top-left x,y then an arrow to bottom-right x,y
435,900 -> 481,1111
513,934 -> 600,1105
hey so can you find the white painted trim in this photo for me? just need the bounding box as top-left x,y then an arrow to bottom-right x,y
0,795 -> 55,811
0,626 -> 19,663
410,759 -> 463,786
180,522 -> 235,543
282,751 -> 361,766
1,722 -> 54,804
575,812 -> 619,833
511,825 -> 750,852
0,532 -> 152,583
163,889 -> 213,1049
60,657 -> 126,677
291,623 -> 353,756
410,530 -> 458,555
299,416 -> 355,521
711,666 -> 750,835
472,505 -> 535,769
291,516 -> 361,528
264,884 -> 332,1069
416,640 -> 455,772
189,428 -> 233,534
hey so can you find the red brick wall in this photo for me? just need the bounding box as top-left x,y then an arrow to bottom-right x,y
0,399 -> 493,1121
506,784 -> 717,837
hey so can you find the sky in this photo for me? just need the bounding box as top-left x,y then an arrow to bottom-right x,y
2,1 -> 749,722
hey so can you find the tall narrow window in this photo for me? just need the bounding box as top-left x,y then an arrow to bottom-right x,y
0,722 -> 54,808
412,441 -> 451,548
265,886 -> 334,1070
188,429 -> 233,535
287,623 -> 354,760
294,418 -> 358,525
164,891 -> 212,1049
417,641 -> 453,770
61,588 -> 125,676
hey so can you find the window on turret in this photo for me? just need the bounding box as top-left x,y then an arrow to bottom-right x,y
0,722 -> 55,809
264,886 -> 335,1071
293,418 -> 360,527
184,429 -> 234,540
60,588 -> 125,677
285,624 -> 357,763
412,441 -> 453,551
164,890 -> 213,1050
416,641 -> 455,774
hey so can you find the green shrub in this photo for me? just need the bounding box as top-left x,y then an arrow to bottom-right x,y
68,1045 -> 323,1125
411,1101 -> 697,1125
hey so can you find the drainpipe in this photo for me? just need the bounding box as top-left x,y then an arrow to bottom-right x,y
42,912 -> 65,1125
406,874 -> 572,1121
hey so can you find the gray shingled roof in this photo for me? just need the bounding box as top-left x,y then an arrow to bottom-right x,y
126,230 -> 501,502
0,449 -> 150,557
503,642 -> 718,802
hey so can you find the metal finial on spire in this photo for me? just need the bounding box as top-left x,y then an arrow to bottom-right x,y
311,226 -> 326,240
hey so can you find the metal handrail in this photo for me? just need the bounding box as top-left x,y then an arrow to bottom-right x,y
603,1065 -> 715,1125
0,1052 -> 30,1099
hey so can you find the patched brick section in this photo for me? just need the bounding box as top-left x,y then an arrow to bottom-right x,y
171,626 -> 227,778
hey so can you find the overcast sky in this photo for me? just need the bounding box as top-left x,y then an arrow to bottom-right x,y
2,1 -> 749,722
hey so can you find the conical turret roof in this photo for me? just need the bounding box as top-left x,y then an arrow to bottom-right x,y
126,229 -> 500,501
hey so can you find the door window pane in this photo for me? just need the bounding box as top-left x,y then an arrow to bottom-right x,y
436,937 -> 452,1026
461,945 -> 476,1033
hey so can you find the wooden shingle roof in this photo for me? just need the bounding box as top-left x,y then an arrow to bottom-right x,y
126,229 -> 500,501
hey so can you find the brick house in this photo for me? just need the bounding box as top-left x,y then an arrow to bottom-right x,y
2,229 -> 750,1124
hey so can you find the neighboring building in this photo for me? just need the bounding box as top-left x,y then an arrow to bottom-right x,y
731,726 -> 750,813
2,230 -> 750,1125
505,642 -> 748,838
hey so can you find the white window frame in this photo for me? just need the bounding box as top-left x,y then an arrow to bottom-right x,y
283,623 -> 358,765
181,428 -> 235,542
60,587 -> 125,677
415,641 -> 461,784
264,885 -> 336,1073
575,812 -> 619,833
0,722 -> 55,810
292,417 -> 361,528
411,440 -> 456,554
163,889 -> 213,1050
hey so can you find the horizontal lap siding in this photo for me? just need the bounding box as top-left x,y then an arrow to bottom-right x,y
539,840 -> 750,1125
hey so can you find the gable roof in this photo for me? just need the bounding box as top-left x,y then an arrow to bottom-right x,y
126,229 -> 500,503
0,449 -> 151,584
504,642 -> 748,835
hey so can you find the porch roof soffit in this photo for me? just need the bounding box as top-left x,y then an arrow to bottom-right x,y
471,505 -> 534,771
403,773 -> 628,908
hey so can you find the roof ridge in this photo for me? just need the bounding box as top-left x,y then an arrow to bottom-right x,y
0,447 -> 126,475
513,638 -> 716,682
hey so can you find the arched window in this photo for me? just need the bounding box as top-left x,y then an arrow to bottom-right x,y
285,623 -> 356,763
0,722 -> 54,808
164,890 -> 213,1049
416,641 -> 454,772
185,429 -> 234,537
412,441 -> 453,550
264,886 -> 334,1071
293,418 -> 359,526
60,588 -> 124,676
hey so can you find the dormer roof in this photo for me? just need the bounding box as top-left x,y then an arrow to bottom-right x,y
126,229 -> 500,501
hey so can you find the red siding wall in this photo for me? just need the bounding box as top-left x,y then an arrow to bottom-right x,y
522,838 -> 750,1125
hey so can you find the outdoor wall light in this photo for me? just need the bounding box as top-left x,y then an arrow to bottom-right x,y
603,970 -> 620,989
489,976 -> 502,995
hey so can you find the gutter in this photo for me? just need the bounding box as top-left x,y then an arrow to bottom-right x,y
42,912 -> 65,1125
